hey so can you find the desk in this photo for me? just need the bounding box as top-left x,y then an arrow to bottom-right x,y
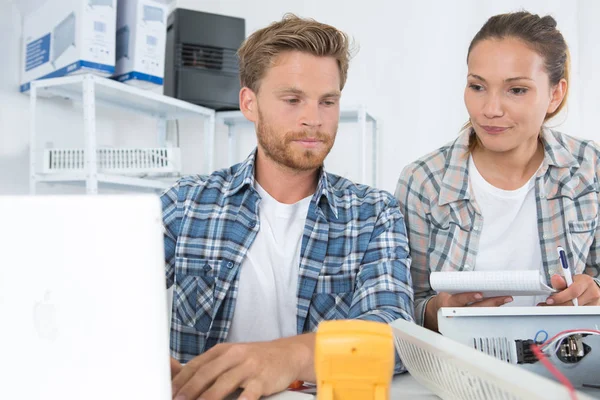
390,374 -> 439,399
263,373 -> 439,399
261,374 -> 600,400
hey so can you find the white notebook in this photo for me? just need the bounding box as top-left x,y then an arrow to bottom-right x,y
430,270 -> 556,297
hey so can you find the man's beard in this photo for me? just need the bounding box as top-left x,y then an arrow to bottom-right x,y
256,109 -> 336,171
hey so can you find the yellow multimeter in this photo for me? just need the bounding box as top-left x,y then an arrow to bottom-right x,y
315,320 -> 395,400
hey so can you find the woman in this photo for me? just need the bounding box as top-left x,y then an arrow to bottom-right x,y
395,11 -> 600,332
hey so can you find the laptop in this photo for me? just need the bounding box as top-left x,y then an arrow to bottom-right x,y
0,195 -> 171,400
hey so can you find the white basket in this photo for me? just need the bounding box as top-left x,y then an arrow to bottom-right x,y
43,148 -> 181,175
391,318 -> 595,400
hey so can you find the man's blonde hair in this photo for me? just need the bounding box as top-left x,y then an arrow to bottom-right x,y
237,14 -> 352,93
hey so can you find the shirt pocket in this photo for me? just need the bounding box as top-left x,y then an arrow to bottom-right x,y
427,202 -> 476,272
567,217 -> 598,273
310,265 -> 355,323
173,256 -> 216,332
314,270 -> 355,294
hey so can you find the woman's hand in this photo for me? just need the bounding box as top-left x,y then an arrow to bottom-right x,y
539,274 -> 600,306
424,292 -> 513,332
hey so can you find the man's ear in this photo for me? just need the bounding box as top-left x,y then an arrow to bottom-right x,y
240,87 -> 258,123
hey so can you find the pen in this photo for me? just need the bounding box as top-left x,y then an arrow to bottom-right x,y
557,246 -> 578,306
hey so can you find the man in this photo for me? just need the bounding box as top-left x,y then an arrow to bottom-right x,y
162,14 -> 414,400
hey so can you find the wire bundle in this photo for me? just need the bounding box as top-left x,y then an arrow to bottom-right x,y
531,329 -> 600,400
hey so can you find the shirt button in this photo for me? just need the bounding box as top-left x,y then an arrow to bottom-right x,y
226,262 -> 234,269
203,264 -> 211,272
248,221 -> 256,228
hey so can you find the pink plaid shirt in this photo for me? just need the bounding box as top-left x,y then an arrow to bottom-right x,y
396,128 -> 600,325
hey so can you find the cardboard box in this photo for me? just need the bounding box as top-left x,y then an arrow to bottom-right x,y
113,0 -> 167,89
20,0 -> 117,92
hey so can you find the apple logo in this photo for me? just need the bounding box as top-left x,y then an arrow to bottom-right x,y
34,291 -> 58,341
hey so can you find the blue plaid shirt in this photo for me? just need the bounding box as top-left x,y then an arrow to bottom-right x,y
162,150 -> 414,370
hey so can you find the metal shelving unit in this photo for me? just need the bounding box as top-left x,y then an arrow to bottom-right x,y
216,106 -> 379,186
29,74 -> 216,194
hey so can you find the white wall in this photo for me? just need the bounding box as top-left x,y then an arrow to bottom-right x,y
0,1 -> 29,194
1,0 -> 598,196
578,0 -> 600,142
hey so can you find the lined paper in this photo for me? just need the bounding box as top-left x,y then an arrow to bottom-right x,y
430,270 -> 556,297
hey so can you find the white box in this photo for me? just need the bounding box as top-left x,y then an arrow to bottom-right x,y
113,0 -> 167,89
20,0 -> 117,92
43,147 -> 182,175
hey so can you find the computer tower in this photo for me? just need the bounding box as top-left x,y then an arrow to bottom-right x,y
115,25 -> 130,60
164,9 -> 245,111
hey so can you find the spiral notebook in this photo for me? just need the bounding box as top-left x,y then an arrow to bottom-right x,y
430,270 -> 557,297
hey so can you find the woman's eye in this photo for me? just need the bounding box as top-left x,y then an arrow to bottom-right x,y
510,87 -> 528,95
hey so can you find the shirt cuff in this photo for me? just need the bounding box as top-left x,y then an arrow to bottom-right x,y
415,294 -> 436,326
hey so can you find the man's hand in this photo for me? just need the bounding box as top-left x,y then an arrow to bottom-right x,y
538,274 -> 600,306
171,333 -> 314,400
425,292 -> 513,332
170,357 -> 182,380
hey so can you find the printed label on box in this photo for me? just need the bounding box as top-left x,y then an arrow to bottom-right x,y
25,33 -> 51,71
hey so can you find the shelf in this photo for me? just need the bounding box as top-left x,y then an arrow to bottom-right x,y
29,73 -> 216,194
35,173 -> 177,190
216,107 -> 376,125
30,74 -> 214,120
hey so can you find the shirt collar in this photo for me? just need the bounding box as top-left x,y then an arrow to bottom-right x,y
540,127 -> 579,169
438,130 -> 471,206
225,149 -> 339,219
438,127 -> 580,206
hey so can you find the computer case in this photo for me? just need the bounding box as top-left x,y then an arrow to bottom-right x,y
164,9 -> 245,111
115,25 -> 130,60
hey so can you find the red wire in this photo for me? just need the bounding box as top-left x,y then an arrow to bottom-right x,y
531,343 -> 577,400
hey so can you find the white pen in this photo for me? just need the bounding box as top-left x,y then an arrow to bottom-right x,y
557,246 -> 578,306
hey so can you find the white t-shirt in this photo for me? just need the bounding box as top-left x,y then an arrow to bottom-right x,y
469,155 -> 547,306
227,183 -> 312,343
